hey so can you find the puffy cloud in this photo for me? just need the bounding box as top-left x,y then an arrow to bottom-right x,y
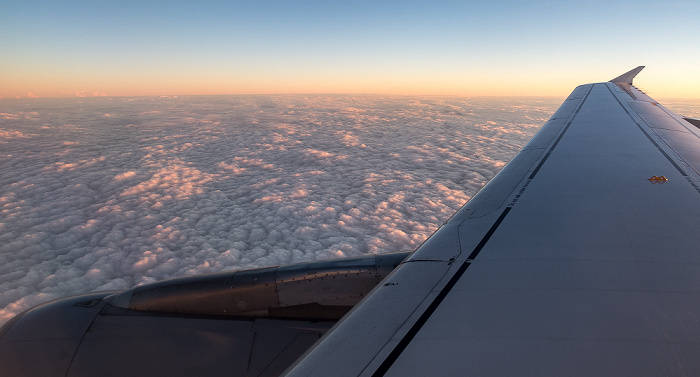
0,95 -> 563,325
113,171 -> 137,180
75,91 -> 108,98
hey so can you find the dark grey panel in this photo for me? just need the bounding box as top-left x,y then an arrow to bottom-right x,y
0,340 -> 78,377
684,117 -> 700,129
65,314 -> 334,377
68,315 -> 255,377
0,293 -> 108,377
248,319 -> 328,377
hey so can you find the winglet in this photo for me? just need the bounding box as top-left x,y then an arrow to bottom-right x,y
610,66 -> 645,85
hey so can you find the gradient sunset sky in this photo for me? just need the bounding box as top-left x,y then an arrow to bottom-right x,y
2,0 -> 699,99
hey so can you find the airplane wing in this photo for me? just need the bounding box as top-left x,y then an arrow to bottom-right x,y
285,67 -> 700,376
2,68 -> 699,377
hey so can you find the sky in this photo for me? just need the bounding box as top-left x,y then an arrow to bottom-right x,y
2,0 -> 699,99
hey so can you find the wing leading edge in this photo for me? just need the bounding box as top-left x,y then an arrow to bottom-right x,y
285,69 -> 700,376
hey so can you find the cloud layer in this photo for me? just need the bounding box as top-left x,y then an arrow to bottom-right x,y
0,95 -> 560,325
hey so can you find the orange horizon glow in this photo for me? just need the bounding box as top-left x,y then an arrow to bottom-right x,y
3,73 -> 699,100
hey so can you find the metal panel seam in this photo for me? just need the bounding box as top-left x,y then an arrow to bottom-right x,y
370,207 -> 513,376
369,83 -> 595,376
604,84 -> 700,195
528,84 -> 594,180
62,300 -> 108,377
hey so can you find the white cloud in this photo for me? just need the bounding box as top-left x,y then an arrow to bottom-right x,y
0,95 -> 561,325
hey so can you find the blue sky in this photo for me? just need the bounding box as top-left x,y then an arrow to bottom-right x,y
2,0 -> 699,98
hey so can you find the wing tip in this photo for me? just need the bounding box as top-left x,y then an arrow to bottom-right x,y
609,66 -> 645,85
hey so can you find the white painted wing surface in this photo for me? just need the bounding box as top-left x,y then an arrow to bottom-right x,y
285,67 -> 700,376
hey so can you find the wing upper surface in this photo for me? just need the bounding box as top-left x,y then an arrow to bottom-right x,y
285,71 -> 700,376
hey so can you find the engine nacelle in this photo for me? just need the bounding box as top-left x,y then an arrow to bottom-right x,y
0,252 -> 409,377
